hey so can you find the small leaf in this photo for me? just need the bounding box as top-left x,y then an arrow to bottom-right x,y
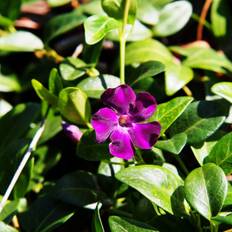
109,216 -> 158,232
213,214 -> 232,226
77,74 -> 120,99
48,68 -> 63,96
116,165 -> 187,215
184,163 -> 228,220
32,79 -> 58,106
126,39 -> 173,65
58,87 -> 91,125
0,31 -> 43,52
77,130 -> 109,161
92,203 -> 105,232
204,132 -> 232,174
211,82 -> 232,103
150,96 -> 193,134
165,62 -> 193,96
45,10 -> 86,42
169,100 -> 227,144
153,1 -> 192,37
0,73 -> 21,92
0,99 -> 12,117
131,61 -> 164,85
155,133 -> 187,155
48,0 -> 71,7
84,15 -> 119,45
101,0 -> 136,24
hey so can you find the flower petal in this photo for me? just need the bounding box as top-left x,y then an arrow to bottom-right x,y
130,92 -> 157,121
129,122 -> 161,149
62,122 -> 83,142
101,85 -> 136,114
91,107 -> 118,143
109,129 -> 134,160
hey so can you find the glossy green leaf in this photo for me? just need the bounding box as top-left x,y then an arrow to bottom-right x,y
224,183 -> 232,207
116,165 -> 187,215
191,141 -> 217,166
48,68 -> 63,96
107,20 -> 152,42
213,214 -> 232,226
84,15 -> 119,45
0,0 -> 22,20
58,87 -> 91,125
183,48 -> 232,73
32,79 -> 58,106
0,222 -> 18,232
101,0 -> 136,24
80,0 -> 104,16
184,163 -> 227,219
48,0 -> 71,7
169,100 -> 226,144
77,130 -> 109,161
52,171 -> 106,206
19,197 -> 74,232
150,96 -> 193,134
204,132 -> 232,174
0,15 -> 13,28
109,216 -> 158,232
211,82 -> 232,103
155,133 -> 187,155
0,31 -> 43,52
0,99 -> 12,117
77,74 -> 120,98
153,1 -> 192,37
165,63 -> 193,96
125,39 -> 173,65
45,10 -> 86,42
131,61 -> 164,85
0,73 -> 21,92
211,0 -> 232,37
92,203 -> 104,232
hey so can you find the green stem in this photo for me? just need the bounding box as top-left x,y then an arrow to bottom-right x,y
175,156 -> 189,176
210,221 -> 218,232
119,0 -> 131,84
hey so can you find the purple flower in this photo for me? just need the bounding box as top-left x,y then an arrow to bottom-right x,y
62,122 -> 83,142
91,85 -> 161,160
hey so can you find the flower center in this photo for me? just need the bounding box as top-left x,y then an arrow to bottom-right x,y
119,115 -> 132,127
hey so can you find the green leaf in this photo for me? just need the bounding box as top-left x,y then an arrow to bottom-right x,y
130,61 -> 164,85
77,130 -> 109,161
125,39 -> 173,65
109,216 -> 158,232
191,141 -> 217,166
0,99 -> 12,117
101,0 -> 136,24
155,133 -> 187,155
211,0 -> 232,37
0,73 -> 21,92
48,0 -> 71,7
165,62 -> 193,96
153,1 -> 192,37
59,58 -> 87,81
213,214 -> 232,226
48,68 -> 63,96
0,222 -> 18,232
150,96 -> 193,134
116,165 -> 188,215
19,196 -> 74,232
184,163 -> 228,220
58,87 -> 91,125
92,203 -> 104,232
0,0 -> 22,20
183,48 -> 232,73
204,132 -> 232,174
32,79 -> 58,106
84,15 -> 119,45
169,100 -> 226,144
211,82 -> 232,103
77,74 -> 120,99
0,31 -> 43,52
45,10 -> 86,42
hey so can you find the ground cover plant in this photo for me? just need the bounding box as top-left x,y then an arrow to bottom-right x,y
0,0 -> 232,231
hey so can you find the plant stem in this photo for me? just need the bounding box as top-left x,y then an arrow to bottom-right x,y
119,0 -> 131,84
0,119 -> 46,213
175,155 -> 189,176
